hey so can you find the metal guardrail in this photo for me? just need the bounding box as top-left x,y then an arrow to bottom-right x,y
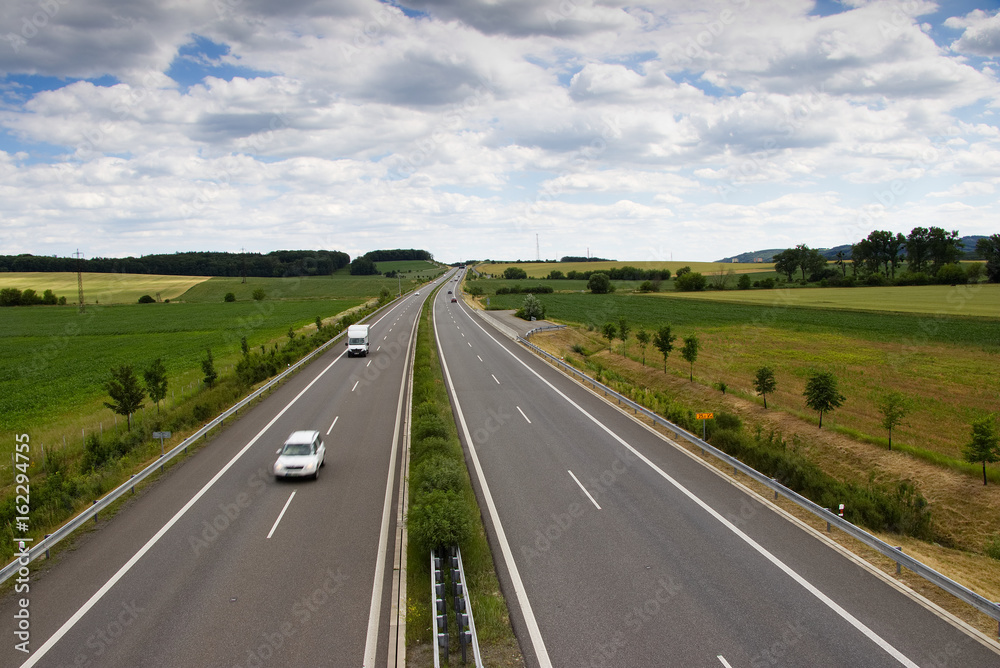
510,336 -> 1000,635
0,302 -> 392,585
524,324 -> 566,338
432,550 -> 447,666
431,546 -> 483,667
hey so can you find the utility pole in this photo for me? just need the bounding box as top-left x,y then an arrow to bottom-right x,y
240,247 -> 247,284
536,233 -> 540,262
74,249 -> 85,313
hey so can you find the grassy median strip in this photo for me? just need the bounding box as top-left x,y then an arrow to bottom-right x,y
406,291 -> 524,667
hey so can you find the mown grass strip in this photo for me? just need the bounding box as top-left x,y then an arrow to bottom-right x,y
406,289 -> 523,666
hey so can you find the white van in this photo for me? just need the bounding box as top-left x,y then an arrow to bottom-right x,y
346,324 -> 370,357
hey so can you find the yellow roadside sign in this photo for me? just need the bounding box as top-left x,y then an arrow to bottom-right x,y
696,413 -> 714,420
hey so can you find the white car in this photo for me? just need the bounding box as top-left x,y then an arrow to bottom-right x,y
274,430 -> 325,480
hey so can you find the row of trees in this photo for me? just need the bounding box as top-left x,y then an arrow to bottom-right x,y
104,358 -> 172,431
588,323 -> 1000,485
750,367 -> 999,484
0,287 -> 66,306
772,229 -> 1000,284
600,319 -> 701,381
0,250 -> 351,277
361,249 -> 433,263
851,227 -> 964,279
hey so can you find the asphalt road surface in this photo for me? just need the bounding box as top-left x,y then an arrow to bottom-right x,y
0,279 -> 447,668
433,286 -> 1000,668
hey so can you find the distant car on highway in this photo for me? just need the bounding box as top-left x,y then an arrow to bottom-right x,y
447,290 -> 452,294
274,430 -> 325,480
451,298 -> 457,303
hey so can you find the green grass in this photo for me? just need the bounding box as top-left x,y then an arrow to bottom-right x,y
664,283 -> 1000,317
176,274 -> 412,302
485,291 -> 1000,349
0,298 -> 365,434
374,259 -> 442,275
476,260 -> 775,278
406,283 -> 521,664
511,291 -> 1000,477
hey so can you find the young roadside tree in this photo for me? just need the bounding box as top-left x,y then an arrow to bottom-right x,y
635,329 -> 650,365
601,322 -> 617,351
105,365 -> 145,431
518,293 -> 545,321
653,325 -> 676,373
876,390 -> 910,451
963,415 -> 999,486
617,316 -> 630,356
143,358 -> 168,414
753,366 -> 777,409
680,334 -> 700,381
202,349 -> 218,388
737,274 -> 752,290
240,336 -> 249,356
803,371 -> 845,428
252,288 -> 266,301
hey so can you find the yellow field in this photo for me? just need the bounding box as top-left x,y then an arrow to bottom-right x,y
0,272 -> 210,304
475,260 -> 774,278
660,283 -> 1000,317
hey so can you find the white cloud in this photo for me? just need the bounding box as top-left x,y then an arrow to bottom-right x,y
946,9 -> 1000,56
0,0 -> 998,262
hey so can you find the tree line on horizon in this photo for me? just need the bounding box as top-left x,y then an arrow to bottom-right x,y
0,249 -> 352,278
773,228 -> 1000,285
0,248 -> 439,279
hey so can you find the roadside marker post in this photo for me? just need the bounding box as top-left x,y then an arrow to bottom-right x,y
153,431 -> 172,457
696,413 -> 714,440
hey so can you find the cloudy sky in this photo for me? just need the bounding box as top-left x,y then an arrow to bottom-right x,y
1,0 -> 999,263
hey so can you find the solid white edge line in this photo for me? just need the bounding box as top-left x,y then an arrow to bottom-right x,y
466,315 -> 920,668
362,302 -> 419,667
20,354 -> 345,668
327,415 -> 339,435
267,491 -> 296,539
717,656 -> 733,668
567,470 -> 601,510
491,374 -> 500,384
434,305 -> 553,668
516,405 -> 531,424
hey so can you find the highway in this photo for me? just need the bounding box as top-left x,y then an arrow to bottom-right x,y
0,279 -> 448,668
432,283 -> 1000,667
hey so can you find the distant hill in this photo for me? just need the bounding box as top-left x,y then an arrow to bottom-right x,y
717,236 -> 987,263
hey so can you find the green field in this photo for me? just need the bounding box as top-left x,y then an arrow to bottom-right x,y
0,272 -> 210,304
476,260 -> 774,278
487,290 -> 1000,460
374,259 -> 442,275
664,283 -> 1000,317
488,290 -> 1000,349
0,273 -> 437,436
0,298 -> 365,433
177,275 -> 409,302
473,278 -> 641,294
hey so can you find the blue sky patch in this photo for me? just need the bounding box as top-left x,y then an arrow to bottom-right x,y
166,35 -> 275,89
